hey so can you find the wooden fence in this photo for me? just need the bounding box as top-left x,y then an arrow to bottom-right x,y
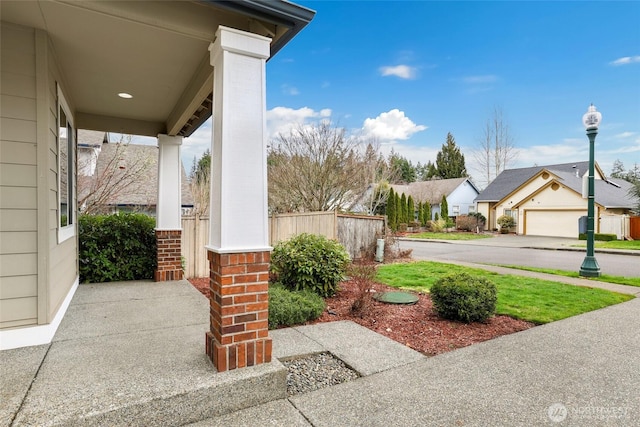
181,212 -> 386,278
631,216 -> 640,240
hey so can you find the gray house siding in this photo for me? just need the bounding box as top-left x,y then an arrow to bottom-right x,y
0,23 -> 78,331
0,23 -> 39,328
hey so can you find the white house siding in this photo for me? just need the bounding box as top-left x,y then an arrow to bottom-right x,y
0,23 -> 39,328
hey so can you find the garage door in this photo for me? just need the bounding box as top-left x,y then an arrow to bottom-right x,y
524,210 -> 586,238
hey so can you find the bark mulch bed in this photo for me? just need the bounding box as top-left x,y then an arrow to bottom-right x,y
187,277 -> 534,357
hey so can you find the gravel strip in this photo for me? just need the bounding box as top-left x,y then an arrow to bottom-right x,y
282,352 -> 359,396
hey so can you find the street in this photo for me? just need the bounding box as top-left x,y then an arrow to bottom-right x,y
398,239 -> 640,278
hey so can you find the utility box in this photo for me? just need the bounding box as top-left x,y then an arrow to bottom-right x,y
578,216 -> 588,234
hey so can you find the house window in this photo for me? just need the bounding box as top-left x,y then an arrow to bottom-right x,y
468,205 -> 476,214
58,85 -> 75,242
452,205 -> 460,215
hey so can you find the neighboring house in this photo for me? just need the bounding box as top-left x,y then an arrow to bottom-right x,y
391,177 -> 480,220
475,161 -> 636,238
79,139 -> 194,215
1,0 -> 313,374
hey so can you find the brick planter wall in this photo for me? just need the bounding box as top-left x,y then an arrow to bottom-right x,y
155,229 -> 183,281
205,250 -> 271,372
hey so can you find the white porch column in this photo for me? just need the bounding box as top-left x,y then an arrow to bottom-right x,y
205,26 -> 272,372
155,134 -> 183,281
208,26 -> 271,253
157,134 -> 183,229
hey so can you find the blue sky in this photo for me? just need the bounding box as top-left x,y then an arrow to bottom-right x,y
142,1 -> 640,187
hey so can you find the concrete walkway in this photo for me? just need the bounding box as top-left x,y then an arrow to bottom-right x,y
2,272 -> 639,426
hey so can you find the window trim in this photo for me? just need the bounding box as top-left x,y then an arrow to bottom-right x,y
57,84 -> 75,243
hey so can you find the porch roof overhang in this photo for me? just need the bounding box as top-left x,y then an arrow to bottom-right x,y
1,0 -> 314,137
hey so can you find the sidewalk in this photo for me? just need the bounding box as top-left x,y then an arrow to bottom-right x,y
2,275 -> 639,426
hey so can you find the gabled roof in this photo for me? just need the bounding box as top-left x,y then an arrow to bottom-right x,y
475,162 -> 591,202
391,177 -> 479,205
88,143 -> 193,207
476,161 -> 635,209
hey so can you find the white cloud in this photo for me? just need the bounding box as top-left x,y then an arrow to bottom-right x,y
462,75 -> 498,84
609,56 -> 640,66
379,65 -> 417,79
614,131 -> 636,139
361,109 -> 427,142
266,106 -> 332,140
281,84 -> 300,96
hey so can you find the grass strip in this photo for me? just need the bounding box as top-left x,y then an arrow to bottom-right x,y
376,261 -> 633,324
493,264 -> 640,288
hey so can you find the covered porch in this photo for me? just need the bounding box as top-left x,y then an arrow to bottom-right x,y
0,0 -> 313,371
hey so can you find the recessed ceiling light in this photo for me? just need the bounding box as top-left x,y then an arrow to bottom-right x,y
118,92 -> 133,99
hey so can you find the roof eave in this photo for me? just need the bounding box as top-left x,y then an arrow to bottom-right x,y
207,0 -> 315,57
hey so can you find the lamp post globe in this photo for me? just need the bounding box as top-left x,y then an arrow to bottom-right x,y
579,104 -> 601,277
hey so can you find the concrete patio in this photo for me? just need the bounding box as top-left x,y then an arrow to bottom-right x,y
2,274 -> 639,426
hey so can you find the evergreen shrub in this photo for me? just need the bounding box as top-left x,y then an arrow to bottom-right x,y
268,284 -> 325,329
79,213 -> 156,283
270,233 -> 350,297
430,273 -> 497,323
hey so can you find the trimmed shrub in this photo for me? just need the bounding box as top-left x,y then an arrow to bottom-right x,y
497,214 -> 515,231
270,233 -> 350,297
268,284 -> 325,329
430,273 -> 497,323
79,213 -> 157,283
578,233 -> 617,241
456,215 -> 476,232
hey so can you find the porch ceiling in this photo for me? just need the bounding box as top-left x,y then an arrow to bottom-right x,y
1,0 -> 313,137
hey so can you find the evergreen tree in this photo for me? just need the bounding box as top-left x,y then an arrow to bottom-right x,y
425,161 -> 438,180
422,201 -> 431,225
396,192 -> 402,225
417,201 -> 423,225
434,212 -> 439,221
400,193 -> 408,224
440,194 -> 449,220
610,159 -> 625,179
407,195 -> 415,223
435,132 -> 467,179
389,152 -> 417,183
386,188 -> 397,231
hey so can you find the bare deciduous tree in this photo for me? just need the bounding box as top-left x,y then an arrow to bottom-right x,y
189,149 -> 210,216
474,106 -> 518,187
268,122 -> 385,213
78,136 -> 153,214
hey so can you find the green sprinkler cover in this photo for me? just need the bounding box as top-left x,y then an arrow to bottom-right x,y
373,291 -> 419,305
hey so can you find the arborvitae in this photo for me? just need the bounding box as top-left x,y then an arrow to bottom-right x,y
400,193 -> 407,224
440,194 -> 449,220
417,201 -> 423,226
396,192 -> 402,225
422,201 -> 431,225
434,212 -> 440,221
386,188 -> 396,231
407,195 -> 415,224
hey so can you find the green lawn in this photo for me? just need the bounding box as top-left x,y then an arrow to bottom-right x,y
573,240 -> 640,250
493,265 -> 640,288
375,261 -> 633,324
408,232 -> 493,241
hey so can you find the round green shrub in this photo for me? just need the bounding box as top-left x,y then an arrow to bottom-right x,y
268,284 -> 325,329
430,273 -> 497,323
270,233 -> 350,297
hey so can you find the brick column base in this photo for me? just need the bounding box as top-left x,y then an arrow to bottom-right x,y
155,230 -> 184,281
205,250 -> 271,372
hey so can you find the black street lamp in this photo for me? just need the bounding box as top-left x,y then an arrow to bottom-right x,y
579,104 -> 602,277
